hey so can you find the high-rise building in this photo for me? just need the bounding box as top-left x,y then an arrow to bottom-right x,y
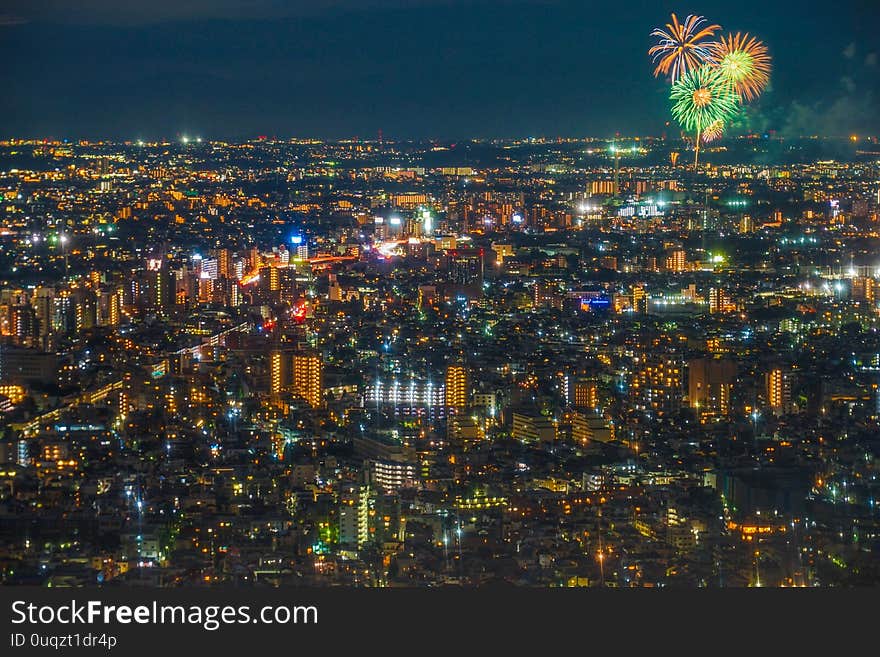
633,356 -> 683,414
571,412 -> 615,444
74,290 -> 97,331
447,248 -> 484,288
852,277 -> 876,304
664,248 -> 687,273
708,287 -> 734,314
279,268 -> 298,304
632,285 -> 648,314
52,291 -> 76,335
97,288 -> 122,327
534,281 -> 563,309
445,364 -> 468,411
365,378 -> 445,414
512,412 -> 558,443
339,482 -> 370,549
270,350 -> 290,395
766,367 -> 793,414
215,248 -> 232,278
33,287 -> 54,339
259,265 -> 280,293
366,459 -> 418,493
293,351 -> 323,408
200,258 -> 219,280
688,357 -> 737,418
148,267 -> 176,316
573,378 -> 600,411
590,180 -> 616,195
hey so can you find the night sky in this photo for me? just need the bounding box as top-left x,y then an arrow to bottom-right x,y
1,0 -> 878,140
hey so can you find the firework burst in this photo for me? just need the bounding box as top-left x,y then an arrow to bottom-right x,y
701,119 -> 724,143
670,66 -> 740,164
649,13 -> 721,82
710,32 -> 771,101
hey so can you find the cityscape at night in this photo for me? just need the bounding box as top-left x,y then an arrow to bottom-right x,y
0,2 -> 879,592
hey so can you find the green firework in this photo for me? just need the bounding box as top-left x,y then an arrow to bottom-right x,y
669,66 -> 741,134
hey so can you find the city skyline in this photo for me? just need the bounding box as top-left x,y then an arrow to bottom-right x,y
1,1 -> 879,594
1,134 -> 879,588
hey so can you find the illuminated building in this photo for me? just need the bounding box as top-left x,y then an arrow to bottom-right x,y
52,292 -> 75,335
74,290 -> 97,331
366,459 -> 418,492
708,287 -> 735,314
0,384 -> 26,404
590,180 -> 616,195
573,378 -> 600,410
279,268 -> 298,304
293,351 -> 323,408
446,248 -> 484,289
491,242 -> 513,264
448,415 -> 485,441
632,285 -> 648,314
270,350 -> 290,395
260,265 -> 280,293
216,248 -> 232,278
766,367 -> 793,415
600,255 -> 618,270
512,412 -> 557,443
200,258 -> 218,280
664,248 -> 687,272
365,378 -> 445,415
445,364 -> 468,411
688,357 -> 737,418
852,277 -> 876,304
165,384 -> 178,415
534,281 -> 563,309
389,192 -> 428,209
571,412 -> 614,444
33,287 -> 54,339
339,482 -> 370,549
97,288 -> 122,327
149,266 -> 177,316
632,356 -> 683,414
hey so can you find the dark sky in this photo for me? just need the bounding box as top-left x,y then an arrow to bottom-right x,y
1,0 -> 878,140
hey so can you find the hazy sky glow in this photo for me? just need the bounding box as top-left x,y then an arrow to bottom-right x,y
1,0 -> 878,139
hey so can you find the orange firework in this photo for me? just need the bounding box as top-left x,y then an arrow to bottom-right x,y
649,13 -> 721,82
701,119 -> 724,143
710,32 -> 771,102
